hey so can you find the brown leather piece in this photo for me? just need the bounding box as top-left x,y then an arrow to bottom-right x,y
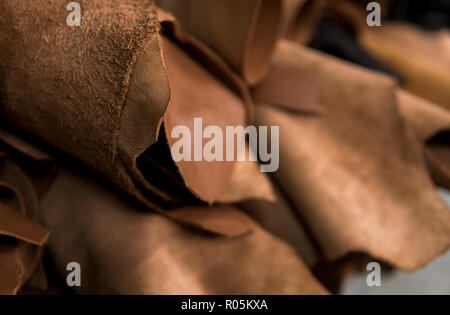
252,59 -> 325,114
239,185 -> 320,267
0,243 -> 22,295
0,202 -> 48,246
157,0 -> 282,85
155,11 -> 276,206
41,168 -> 328,295
0,127 -> 56,197
0,1 -> 257,237
397,90 -> 450,190
162,37 -> 246,203
256,41 -> 450,271
361,24 -> 450,110
0,155 -> 49,295
0,129 -> 52,162
157,9 -> 254,120
283,0 -> 325,44
218,145 -> 275,203
0,0 -> 172,208
325,1 -> 450,110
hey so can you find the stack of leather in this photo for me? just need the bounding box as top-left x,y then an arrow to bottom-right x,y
0,0 -> 448,295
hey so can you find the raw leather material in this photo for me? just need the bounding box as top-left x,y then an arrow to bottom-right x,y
323,1 -> 450,110
217,145 -> 275,204
41,168 -> 328,295
157,0 -> 282,85
252,63 -> 325,114
309,20 -> 401,80
361,23 -> 450,110
397,90 -> 450,190
157,9 -> 254,119
157,10 -> 276,205
0,155 -> 50,295
0,0 -> 269,238
255,41 -> 450,271
239,185 -> 320,267
0,126 -> 57,197
283,0 -> 325,44
0,0 -> 173,208
161,37 -> 246,204
160,37 -> 275,204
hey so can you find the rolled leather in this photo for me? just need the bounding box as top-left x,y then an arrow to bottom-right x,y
0,0 -> 171,210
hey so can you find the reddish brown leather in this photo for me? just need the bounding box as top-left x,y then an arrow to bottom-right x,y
158,0 -> 283,85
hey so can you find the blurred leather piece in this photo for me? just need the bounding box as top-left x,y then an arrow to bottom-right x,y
283,0 -> 325,44
323,1 -> 450,110
252,63 -> 325,114
0,155 -> 49,295
361,23 -> 450,110
41,168 -> 328,295
161,37 -> 246,204
239,185 -> 320,267
255,41 -> 450,271
0,1 -> 264,236
397,90 -> 450,190
218,145 -> 275,203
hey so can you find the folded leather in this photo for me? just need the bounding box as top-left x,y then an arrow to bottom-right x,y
0,154 -> 49,295
255,41 -> 450,271
41,167 -> 328,295
157,0 -> 282,85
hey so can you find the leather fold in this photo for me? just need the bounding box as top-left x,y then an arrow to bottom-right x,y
255,40 -> 450,271
157,0 -> 283,85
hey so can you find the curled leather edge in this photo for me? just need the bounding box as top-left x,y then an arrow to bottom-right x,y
157,9 -> 254,122
283,0 -> 326,45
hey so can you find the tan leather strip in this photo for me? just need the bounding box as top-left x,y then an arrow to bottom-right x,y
169,205 -> 257,237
